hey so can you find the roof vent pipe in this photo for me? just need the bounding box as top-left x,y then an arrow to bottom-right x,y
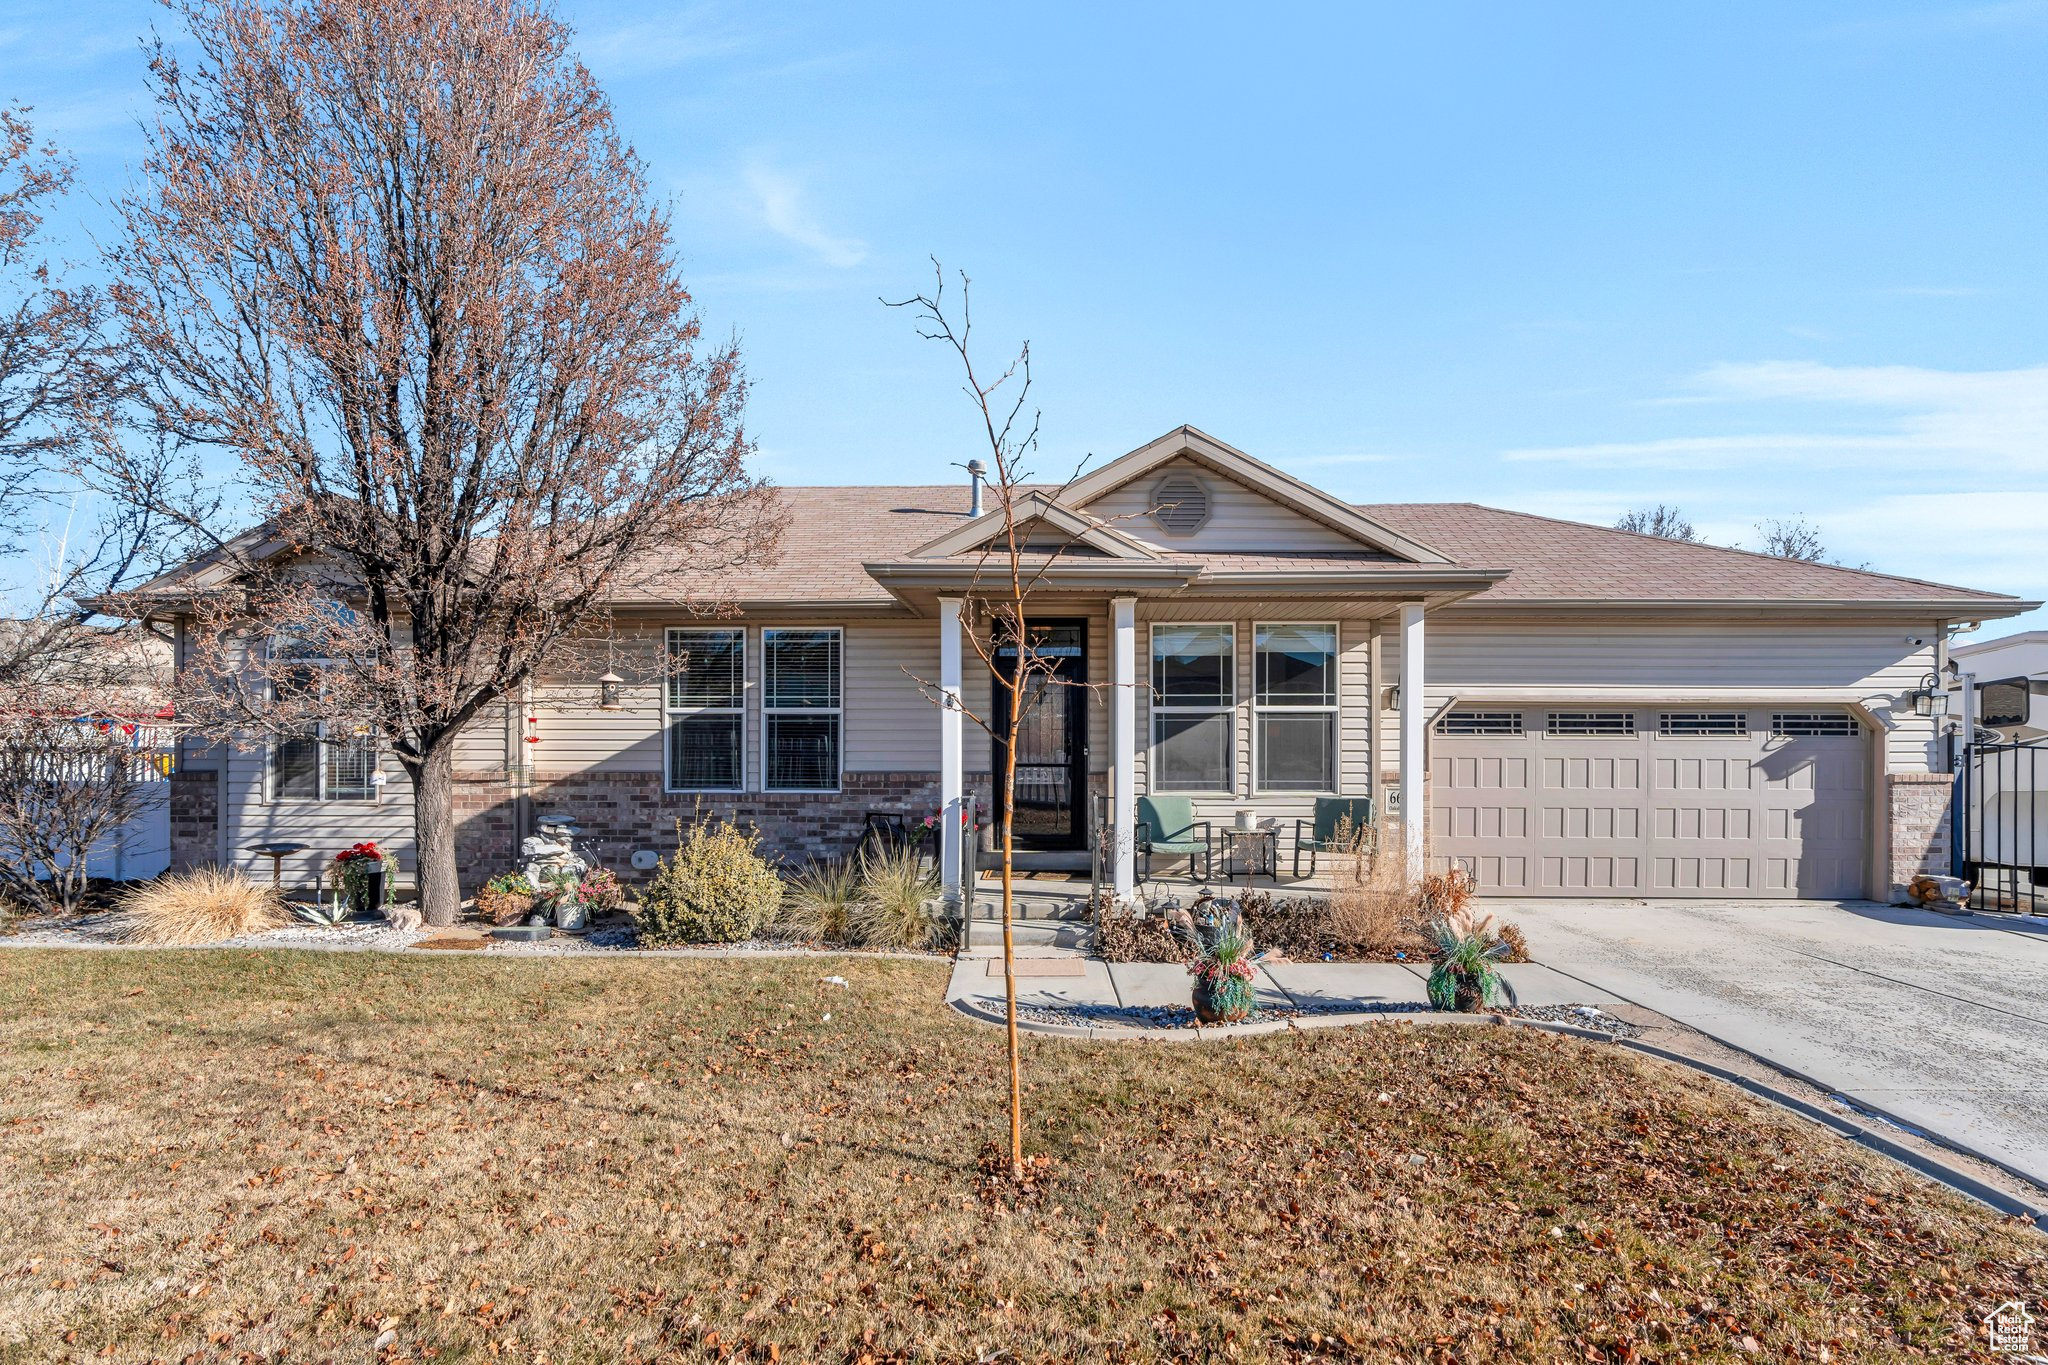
966,459 -> 986,517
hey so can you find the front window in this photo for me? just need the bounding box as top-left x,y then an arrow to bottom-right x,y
1151,623 -> 1233,791
267,638 -> 376,802
1254,623 -> 1337,792
765,628 -> 841,791
667,628 -> 745,791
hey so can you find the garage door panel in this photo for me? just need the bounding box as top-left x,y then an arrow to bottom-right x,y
1434,708 -> 1867,899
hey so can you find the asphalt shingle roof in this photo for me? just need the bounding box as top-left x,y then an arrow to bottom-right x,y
632,485 -> 2018,607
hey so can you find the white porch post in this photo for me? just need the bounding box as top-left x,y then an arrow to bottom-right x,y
1398,601 -> 1427,881
1111,596 -> 1137,901
938,597 -> 965,906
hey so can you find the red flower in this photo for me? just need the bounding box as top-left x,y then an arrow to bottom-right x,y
334,841 -> 384,865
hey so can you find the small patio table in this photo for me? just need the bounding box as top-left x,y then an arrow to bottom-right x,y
1219,825 -> 1279,888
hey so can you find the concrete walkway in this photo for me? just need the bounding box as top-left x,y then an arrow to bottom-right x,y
945,948 -> 1621,1028
1492,899 -> 2048,1188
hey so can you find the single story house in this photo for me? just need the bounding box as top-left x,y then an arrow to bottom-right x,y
156,426 -> 2034,903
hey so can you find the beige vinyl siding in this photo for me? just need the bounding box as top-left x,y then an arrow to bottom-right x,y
223,742 -> 417,889
1404,620 -> 1941,773
1132,603 -> 1376,826
1079,457 -> 1367,553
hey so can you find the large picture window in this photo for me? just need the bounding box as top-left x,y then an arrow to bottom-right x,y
764,628 -> 841,791
1254,623 -> 1337,793
666,627 -> 745,791
1151,623 -> 1234,792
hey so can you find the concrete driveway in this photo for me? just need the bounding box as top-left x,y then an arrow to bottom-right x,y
1496,899 -> 2048,1187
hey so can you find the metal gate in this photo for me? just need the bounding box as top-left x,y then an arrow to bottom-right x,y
1955,741 -> 2047,915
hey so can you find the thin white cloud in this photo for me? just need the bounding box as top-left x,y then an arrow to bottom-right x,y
741,162 -> 866,269
1505,360 -> 2048,472
576,14 -> 749,77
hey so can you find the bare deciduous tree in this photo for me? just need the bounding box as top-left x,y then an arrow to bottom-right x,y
98,0 -> 775,925
887,266 -> 1087,1183
0,624 -> 171,918
1614,504 -> 1703,543
1751,516 -> 1828,563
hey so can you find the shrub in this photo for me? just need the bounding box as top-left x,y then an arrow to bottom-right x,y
476,871 -> 536,926
633,819 -> 782,947
114,867 -> 288,945
1496,921 -> 1530,964
777,858 -> 861,944
1092,894 -> 1184,962
849,844 -> 944,949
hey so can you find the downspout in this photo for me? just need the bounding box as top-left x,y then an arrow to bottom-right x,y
1366,621 -> 1381,816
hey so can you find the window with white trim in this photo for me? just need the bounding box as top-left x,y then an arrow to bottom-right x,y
1254,623 -> 1336,792
764,628 -> 841,791
666,627 -> 745,791
1151,623 -> 1233,791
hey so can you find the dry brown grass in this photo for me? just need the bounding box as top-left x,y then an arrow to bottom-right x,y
108,867 -> 287,945
0,951 -> 2040,1364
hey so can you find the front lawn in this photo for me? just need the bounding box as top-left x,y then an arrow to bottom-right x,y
0,951 -> 2039,1363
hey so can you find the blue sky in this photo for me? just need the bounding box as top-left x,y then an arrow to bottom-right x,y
7,0 -> 2047,634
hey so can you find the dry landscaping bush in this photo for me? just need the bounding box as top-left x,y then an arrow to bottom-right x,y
848,843 -> 946,949
113,867 -> 287,944
633,819 -> 782,946
776,857 -> 861,943
474,871 -> 535,926
1091,896 -> 1184,961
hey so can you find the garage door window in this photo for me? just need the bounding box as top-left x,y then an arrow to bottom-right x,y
1546,711 -> 1635,736
1254,623 -> 1336,792
1152,623 -> 1233,792
1659,712 -> 1747,737
1772,712 -> 1858,736
1438,710 -> 1523,736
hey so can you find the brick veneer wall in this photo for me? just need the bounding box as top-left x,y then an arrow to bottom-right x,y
1887,771 -> 1954,900
168,767 -> 218,872
451,769 -> 944,886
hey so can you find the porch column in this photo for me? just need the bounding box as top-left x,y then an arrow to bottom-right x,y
1111,595 -> 1137,901
938,597 -> 964,906
1398,601 -> 1426,881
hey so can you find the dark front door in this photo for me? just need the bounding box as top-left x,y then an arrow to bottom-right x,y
992,621 -> 1088,850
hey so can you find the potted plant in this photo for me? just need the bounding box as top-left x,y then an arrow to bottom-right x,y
476,871 -> 536,926
1168,899 -> 1263,1024
332,842 -> 389,917
575,867 -> 625,921
1423,915 -> 1518,1013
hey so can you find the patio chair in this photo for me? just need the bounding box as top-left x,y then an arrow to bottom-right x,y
1293,796 -> 1376,878
1135,795 -> 1213,883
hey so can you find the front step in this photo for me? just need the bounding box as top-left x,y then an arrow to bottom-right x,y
997,848 -> 1093,873
962,918 -> 1093,951
967,896 -> 1091,923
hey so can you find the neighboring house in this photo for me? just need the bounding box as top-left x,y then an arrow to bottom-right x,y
145,426 -> 2033,903
1950,630 -> 2048,744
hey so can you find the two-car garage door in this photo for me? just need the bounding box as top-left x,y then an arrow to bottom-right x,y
1431,707 -> 1869,898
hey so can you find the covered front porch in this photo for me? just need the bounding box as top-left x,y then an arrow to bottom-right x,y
907,588 -> 1448,909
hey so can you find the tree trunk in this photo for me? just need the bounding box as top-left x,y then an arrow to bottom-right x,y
409,743 -> 463,926
1000,644 -> 1025,1183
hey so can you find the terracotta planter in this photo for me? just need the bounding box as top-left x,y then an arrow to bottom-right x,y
1192,973 -> 1254,1024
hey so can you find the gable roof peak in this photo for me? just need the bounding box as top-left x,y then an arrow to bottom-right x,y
1061,426 -> 1454,564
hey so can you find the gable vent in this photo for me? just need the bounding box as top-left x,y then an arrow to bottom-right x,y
1151,474 -> 1212,535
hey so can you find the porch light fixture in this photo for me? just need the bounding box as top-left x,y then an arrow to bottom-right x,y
1908,672 -> 1948,719
598,671 -> 625,710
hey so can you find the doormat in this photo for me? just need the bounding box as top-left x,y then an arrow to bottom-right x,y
987,959 -> 1087,978
1018,871 -> 1086,882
